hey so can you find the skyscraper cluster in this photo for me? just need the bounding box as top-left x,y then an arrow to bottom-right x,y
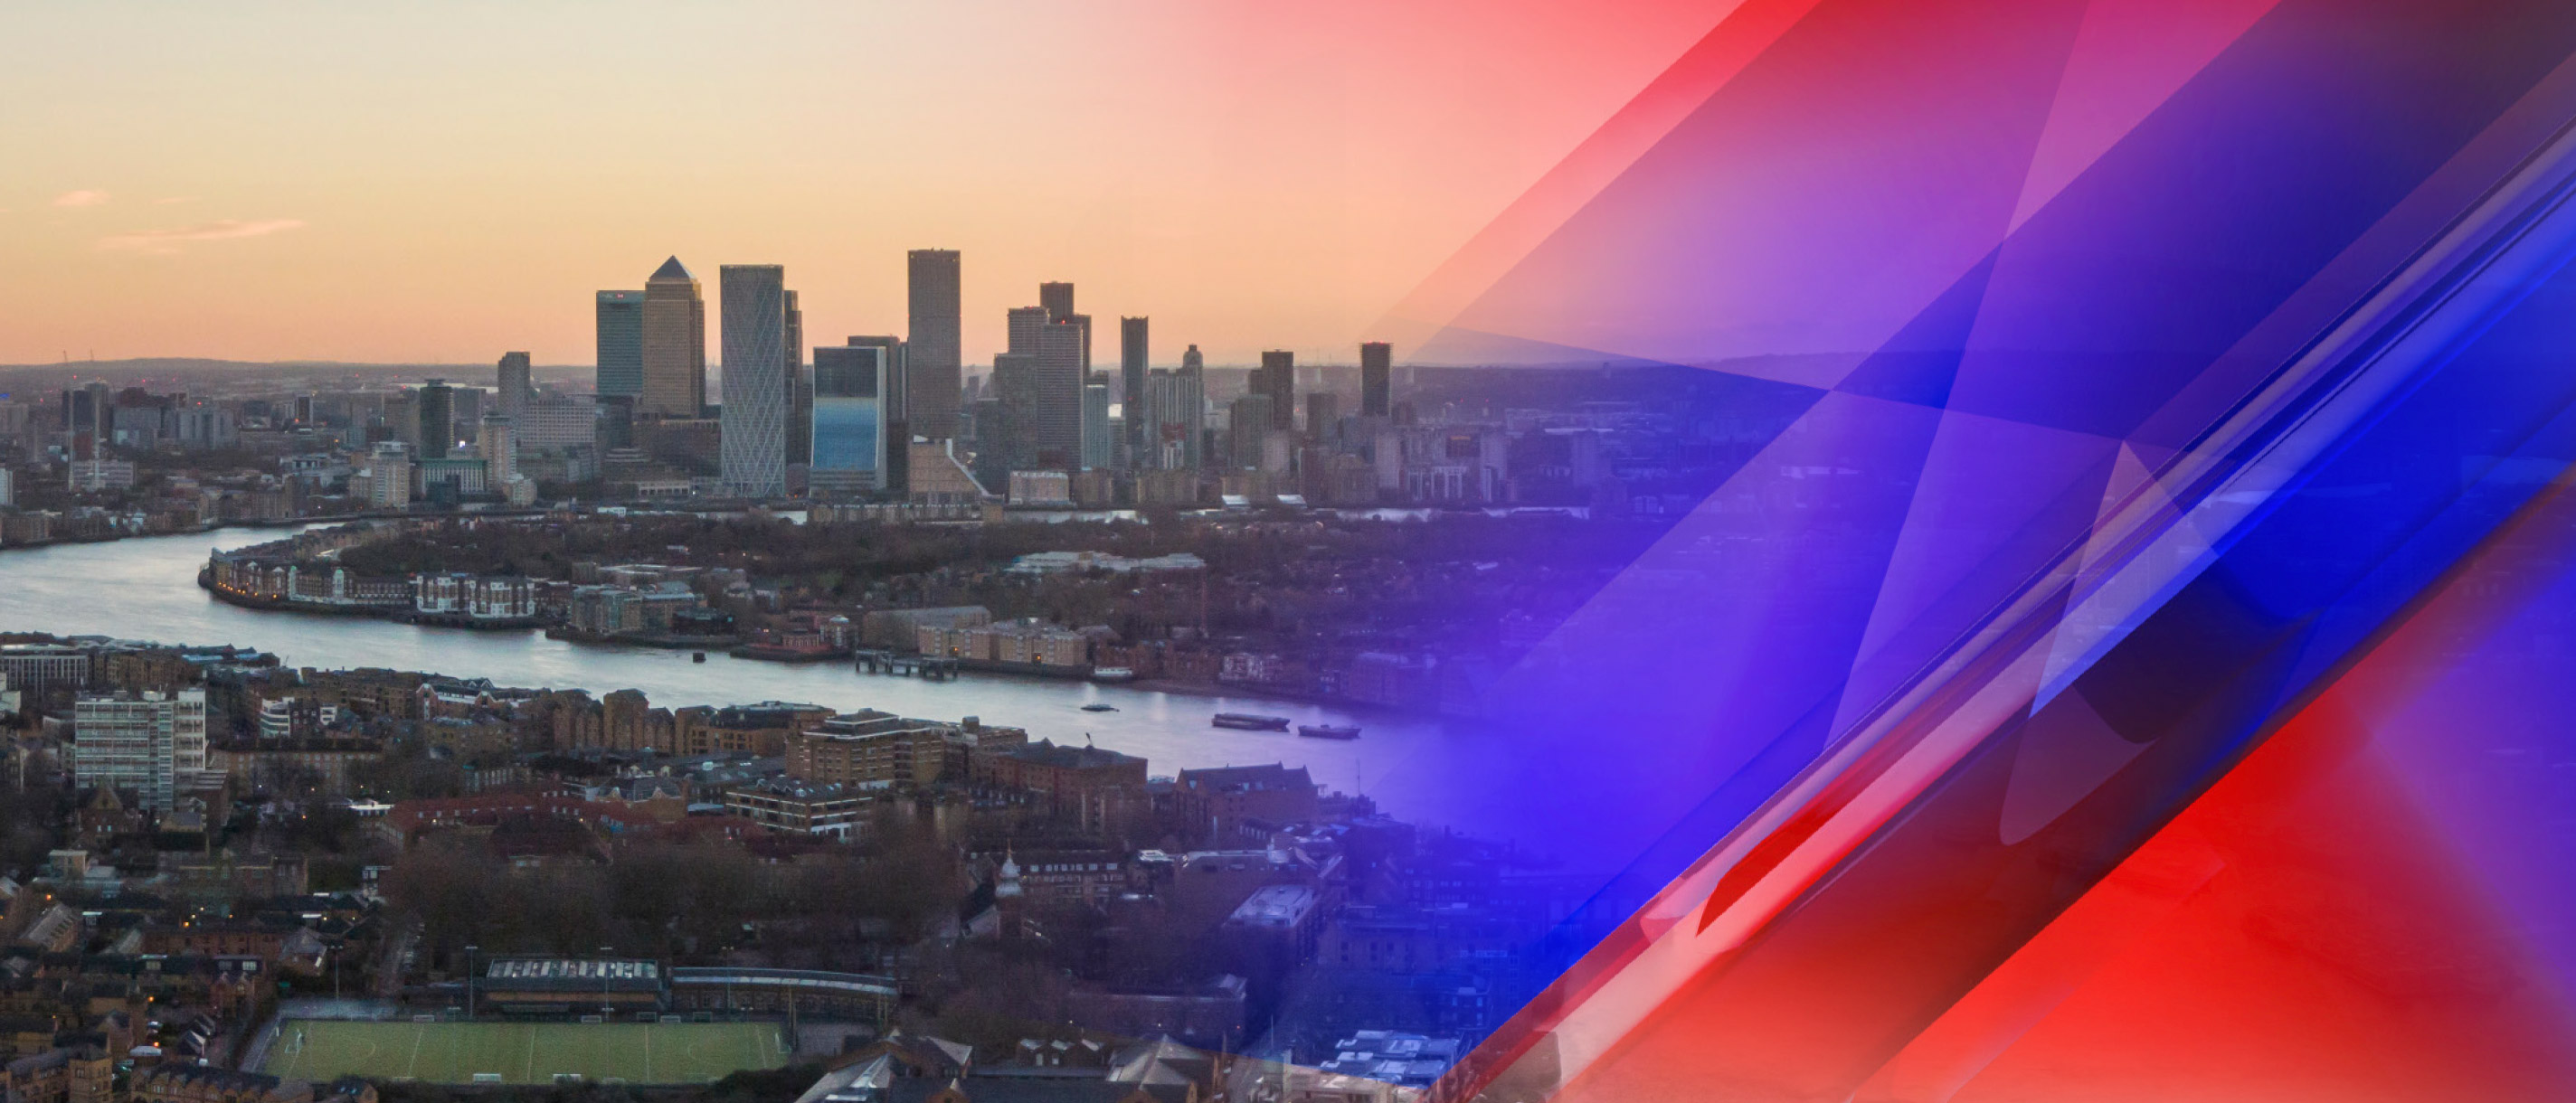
572,249 -> 1397,505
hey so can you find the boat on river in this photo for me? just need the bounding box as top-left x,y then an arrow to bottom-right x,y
1212,712 -> 1292,731
1081,703 -> 1118,712
1297,723 -> 1361,740
1091,666 -> 1137,683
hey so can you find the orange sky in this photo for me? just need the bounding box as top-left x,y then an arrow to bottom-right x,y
1,2 -> 1725,369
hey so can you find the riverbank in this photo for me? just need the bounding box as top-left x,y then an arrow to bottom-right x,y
200,568 -> 544,631
1,526 -> 1464,818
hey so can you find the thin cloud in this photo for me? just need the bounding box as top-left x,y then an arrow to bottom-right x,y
53,190 -> 109,208
99,218 -> 307,255
154,196 -> 197,205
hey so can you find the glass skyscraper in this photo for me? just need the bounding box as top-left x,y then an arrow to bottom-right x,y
810,344 -> 885,499
719,264 -> 788,497
595,290 -> 645,400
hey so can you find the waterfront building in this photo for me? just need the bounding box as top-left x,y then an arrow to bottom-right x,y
641,256 -> 707,418
906,249 -> 962,440
784,710 -> 953,788
72,688 -> 208,811
809,344 -> 888,499
719,264 -> 790,497
1361,341 -> 1392,417
595,289 -> 646,399
65,459 -> 136,492
413,574 -> 538,620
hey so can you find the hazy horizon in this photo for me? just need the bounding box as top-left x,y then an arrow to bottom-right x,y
1,3 -> 1725,369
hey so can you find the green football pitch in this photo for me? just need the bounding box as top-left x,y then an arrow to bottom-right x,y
262,1020 -> 790,1086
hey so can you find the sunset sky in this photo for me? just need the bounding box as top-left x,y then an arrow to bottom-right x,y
1,2 -> 1724,369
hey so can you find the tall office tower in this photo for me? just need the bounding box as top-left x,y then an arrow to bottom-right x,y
1008,305 -> 1053,354
479,414 -> 516,484
1306,392 -> 1340,442
1032,322 -> 1085,470
1180,344 -> 1206,468
719,265 -> 790,497
1037,282 -> 1091,375
417,379 -> 455,458
1082,383 -> 1113,470
1360,341 -> 1392,417
496,352 -> 533,425
848,335 -> 908,422
809,345 -> 887,499
784,290 -> 810,467
640,257 -> 707,417
1228,395 -> 1274,469
969,392 -> 1008,491
986,353 -> 1039,486
1256,351 -> 1296,430
906,249 -> 962,439
595,290 -> 646,399
1119,316 -> 1148,462
71,688 -> 206,811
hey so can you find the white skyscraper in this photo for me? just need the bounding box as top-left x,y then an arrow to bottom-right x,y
720,264 -> 789,497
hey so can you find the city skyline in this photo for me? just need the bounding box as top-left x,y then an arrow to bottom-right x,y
0,4 -> 1724,368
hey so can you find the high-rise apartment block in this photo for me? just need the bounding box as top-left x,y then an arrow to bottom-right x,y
907,250 -> 962,440
479,414 -> 516,485
1306,392 -> 1339,442
72,688 -> 207,811
1143,363 -> 1204,470
1120,316 -> 1149,462
641,257 -> 707,417
1360,342 -> 1392,417
1256,351 -> 1296,430
719,265 -> 790,497
596,289 -> 646,399
1033,322 -> 1085,470
497,352 -> 533,425
1229,394 -> 1274,469
1039,281 -> 1091,375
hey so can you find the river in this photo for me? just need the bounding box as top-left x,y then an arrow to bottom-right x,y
0,528 -> 1474,821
